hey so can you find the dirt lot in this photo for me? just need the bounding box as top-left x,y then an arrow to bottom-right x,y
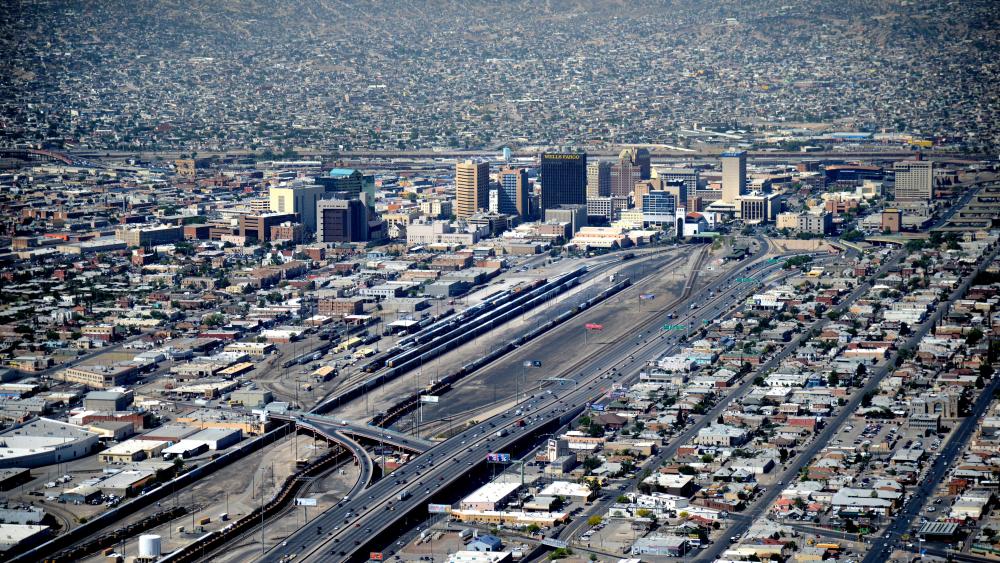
79,432 -> 350,563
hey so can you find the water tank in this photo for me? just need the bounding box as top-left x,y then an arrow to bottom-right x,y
139,534 -> 162,558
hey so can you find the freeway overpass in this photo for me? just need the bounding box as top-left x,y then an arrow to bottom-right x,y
274,413 -> 435,454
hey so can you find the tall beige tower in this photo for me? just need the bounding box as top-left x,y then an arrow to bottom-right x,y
721,150 -> 747,203
455,160 -> 490,218
893,160 -> 933,202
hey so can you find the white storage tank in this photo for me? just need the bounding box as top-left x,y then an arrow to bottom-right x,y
138,534 -> 162,558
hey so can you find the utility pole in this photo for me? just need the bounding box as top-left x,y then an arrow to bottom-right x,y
260,466 -> 267,557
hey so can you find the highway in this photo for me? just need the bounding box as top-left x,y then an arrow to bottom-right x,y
258,238 -> 843,562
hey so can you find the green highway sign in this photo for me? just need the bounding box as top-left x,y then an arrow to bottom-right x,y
662,324 -> 687,331
736,277 -> 757,283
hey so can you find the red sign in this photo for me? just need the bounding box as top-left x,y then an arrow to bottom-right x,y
370,553 -> 384,561
585,323 -> 604,331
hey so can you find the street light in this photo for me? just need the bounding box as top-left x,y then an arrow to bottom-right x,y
520,360 -> 541,404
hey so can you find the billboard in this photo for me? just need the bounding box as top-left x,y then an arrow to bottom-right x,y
486,453 -> 511,463
295,498 -> 317,506
427,503 -> 451,514
589,403 -> 606,412
584,323 -> 604,331
420,394 -> 439,403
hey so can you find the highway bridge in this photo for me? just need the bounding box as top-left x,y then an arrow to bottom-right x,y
269,413 -> 434,454
0,147 -> 101,167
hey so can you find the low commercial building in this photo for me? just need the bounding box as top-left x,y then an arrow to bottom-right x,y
56,362 -> 140,389
447,552 -> 512,563
0,468 -> 31,491
98,469 -> 157,497
0,418 -> 100,469
0,523 -> 51,554
631,535 -> 689,557
83,390 -> 133,412
449,509 -> 567,528
99,439 -> 168,464
59,484 -> 101,504
537,481 -> 594,502
461,482 -> 521,512
223,342 -> 274,357
230,389 -> 273,408
138,424 -> 199,444
176,408 -> 270,435
115,224 -> 184,247
86,420 -> 135,442
185,428 -> 242,450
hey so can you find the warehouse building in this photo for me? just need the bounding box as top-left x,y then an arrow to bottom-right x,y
0,418 -> 100,469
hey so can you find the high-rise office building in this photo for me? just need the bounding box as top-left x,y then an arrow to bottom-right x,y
610,148 -> 651,198
587,160 -> 612,198
721,150 -> 747,203
498,167 -> 530,217
455,160 -> 490,218
654,167 -> 699,196
641,190 -> 676,227
239,212 -> 298,242
893,160 -> 933,202
317,199 -> 369,243
540,151 -> 587,211
269,184 -> 325,231
314,168 -> 365,198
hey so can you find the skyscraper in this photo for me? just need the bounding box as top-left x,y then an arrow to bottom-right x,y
498,167 -> 530,217
587,160 -> 611,198
269,183 -> 325,232
721,150 -> 747,203
654,167 -> 699,196
641,190 -> 677,227
893,160 -> 933,202
610,147 -> 651,198
314,168 -> 365,198
455,160 -> 490,219
540,151 -> 587,211
317,198 -> 369,243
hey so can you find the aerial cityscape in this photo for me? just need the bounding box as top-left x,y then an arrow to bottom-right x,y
1,2 -> 1000,563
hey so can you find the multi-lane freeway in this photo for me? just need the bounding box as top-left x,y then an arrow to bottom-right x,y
258,239 -> 851,562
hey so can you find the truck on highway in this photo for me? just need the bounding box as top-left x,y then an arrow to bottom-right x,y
397,491 -> 411,501
496,429 -> 507,437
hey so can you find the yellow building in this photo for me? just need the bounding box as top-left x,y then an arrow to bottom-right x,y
99,440 -> 168,464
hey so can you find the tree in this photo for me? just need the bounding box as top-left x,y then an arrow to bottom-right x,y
967,328 -> 984,346
828,371 -> 839,386
526,524 -> 540,534
548,547 -> 573,560
587,515 -> 603,526
202,313 -> 226,327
